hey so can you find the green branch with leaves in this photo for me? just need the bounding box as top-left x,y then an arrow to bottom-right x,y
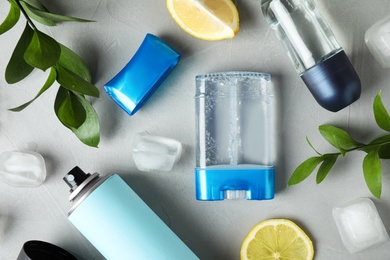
1,0 -> 100,147
288,92 -> 390,199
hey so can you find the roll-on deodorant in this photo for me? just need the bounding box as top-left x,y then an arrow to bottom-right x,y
261,0 -> 361,112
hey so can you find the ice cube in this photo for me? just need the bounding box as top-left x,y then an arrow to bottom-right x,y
132,132 -> 182,172
0,151 -> 46,188
365,14 -> 390,68
332,198 -> 389,253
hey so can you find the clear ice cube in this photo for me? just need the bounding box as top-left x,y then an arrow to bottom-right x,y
0,151 -> 46,188
132,132 -> 182,172
332,198 -> 389,253
365,14 -> 390,68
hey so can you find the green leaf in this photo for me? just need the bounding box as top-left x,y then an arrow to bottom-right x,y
55,64 -> 99,97
368,134 -> 390,145
0,0 -> 20,35
54,87 -> 86,128
58,44 -> 91,82
373,91 -> 390,132
20,2 -> 94,23
319,125 -> 361,155
19,1 -> 55,26
9,67 -> 57,111
69,93 -> 100,147
316,154 -> 338,184
306,136 -> 321,156
363,149 -> 382,199
5,23 -> 34,84
363,134 -> 390,158
54,85 -> 67,110
378,144 -> 390,159
288,157 -> 323,186
21,0 -> 50,12
24,29 -> 61,71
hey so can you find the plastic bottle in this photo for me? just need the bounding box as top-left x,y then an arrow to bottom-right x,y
194,72 -> 275,201
261,0 -> 361,112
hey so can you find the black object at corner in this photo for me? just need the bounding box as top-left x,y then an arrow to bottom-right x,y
17,240 -> 77,260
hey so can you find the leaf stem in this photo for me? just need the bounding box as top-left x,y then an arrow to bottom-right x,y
306,136 -> 322,156
318,138 -> 390,158
14,0 -> 37,30
356,139 -> 390,152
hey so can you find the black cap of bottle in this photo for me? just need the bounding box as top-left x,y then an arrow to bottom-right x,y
301,50 -> 361,112
63,166 -> 90,192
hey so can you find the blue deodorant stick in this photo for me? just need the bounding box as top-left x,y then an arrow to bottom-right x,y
104,34 -> 181,115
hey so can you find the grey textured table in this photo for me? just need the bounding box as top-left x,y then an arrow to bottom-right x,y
0,0 -> 389,259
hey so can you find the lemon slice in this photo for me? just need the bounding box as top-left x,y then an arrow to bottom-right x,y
240,219 -> 314,260
166,0 -> 239,41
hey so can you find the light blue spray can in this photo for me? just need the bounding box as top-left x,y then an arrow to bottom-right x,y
63,166 -> 198,260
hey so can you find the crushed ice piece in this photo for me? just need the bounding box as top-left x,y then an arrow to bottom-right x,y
332,197 -> 389,253
132,132 -> 182,172
0,151 -> 46,188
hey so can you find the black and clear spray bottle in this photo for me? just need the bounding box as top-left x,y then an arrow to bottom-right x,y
261,0 -> 361,112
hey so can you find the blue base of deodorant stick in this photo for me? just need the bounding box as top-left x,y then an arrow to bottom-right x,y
195,166 -> 275,201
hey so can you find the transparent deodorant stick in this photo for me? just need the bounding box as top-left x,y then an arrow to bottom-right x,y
195,72 -> 275,201
261,0 -> 361,112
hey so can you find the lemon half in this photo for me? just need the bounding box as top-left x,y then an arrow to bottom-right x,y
240,219 -> 314,260
166,0 -> 240,41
